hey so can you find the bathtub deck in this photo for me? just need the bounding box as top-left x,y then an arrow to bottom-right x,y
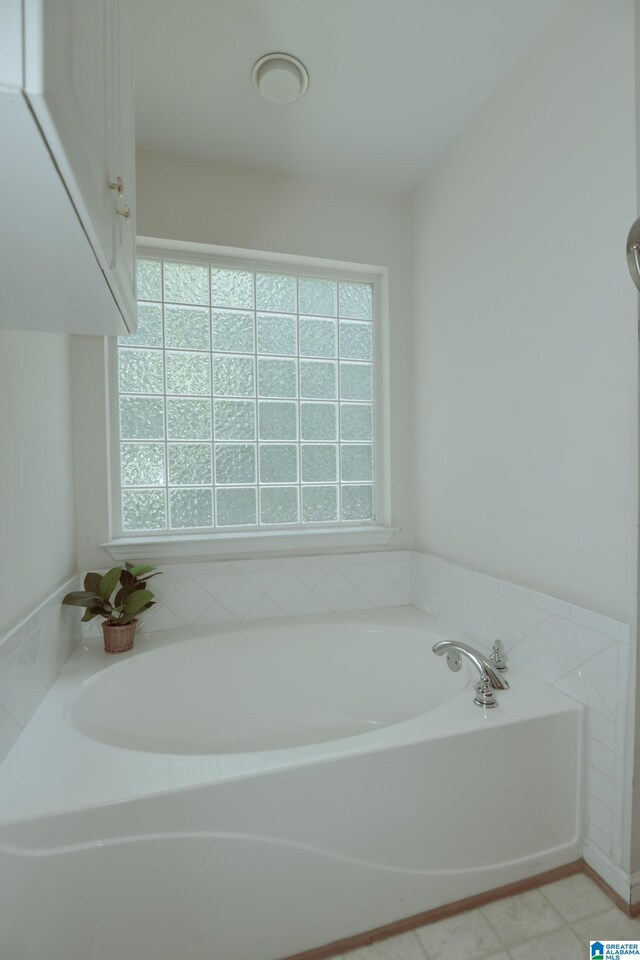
0,605 -> 581,826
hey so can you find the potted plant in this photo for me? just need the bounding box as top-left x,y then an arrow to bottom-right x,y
63,562 -> 160,653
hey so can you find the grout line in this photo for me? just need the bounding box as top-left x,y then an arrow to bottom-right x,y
478,892 -> 566,952
410,929 -> 430,960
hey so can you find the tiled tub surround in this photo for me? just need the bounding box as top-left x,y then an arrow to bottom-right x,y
412,553 -> 633,900
1,549 -> 634,904
0,575 -> 82,764
80,550 -> 415,636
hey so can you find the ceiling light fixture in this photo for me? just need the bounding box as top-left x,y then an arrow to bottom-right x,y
251,53 -> 309,104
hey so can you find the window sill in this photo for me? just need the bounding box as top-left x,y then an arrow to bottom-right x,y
102,525 -> 398,562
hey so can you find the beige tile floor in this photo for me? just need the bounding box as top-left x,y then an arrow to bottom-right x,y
338,874 -> 640,960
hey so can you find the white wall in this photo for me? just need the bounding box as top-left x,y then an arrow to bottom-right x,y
75,153 -> 413,569
0,332 -> 76,635
410,0 -> 638,624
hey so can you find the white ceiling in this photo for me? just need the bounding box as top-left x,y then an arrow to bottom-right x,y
130,0 -> 566,193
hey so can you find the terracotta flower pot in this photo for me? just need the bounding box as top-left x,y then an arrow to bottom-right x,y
102,618 -> 137,654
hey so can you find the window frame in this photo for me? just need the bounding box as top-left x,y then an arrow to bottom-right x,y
104,237 -> 395,560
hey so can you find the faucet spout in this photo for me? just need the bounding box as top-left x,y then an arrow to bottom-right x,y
432,640 -> 510,690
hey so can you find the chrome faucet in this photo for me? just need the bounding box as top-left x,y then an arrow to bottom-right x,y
490,639 -> 507,672
432,640 -> 509,708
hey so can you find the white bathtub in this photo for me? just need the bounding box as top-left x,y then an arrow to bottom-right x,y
0,607 -> 583,960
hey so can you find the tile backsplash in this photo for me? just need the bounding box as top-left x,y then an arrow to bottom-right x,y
0,575 -> 81,764
80,550 -> 414,635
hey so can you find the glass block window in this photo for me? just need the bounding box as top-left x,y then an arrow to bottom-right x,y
115,254 -> 377,534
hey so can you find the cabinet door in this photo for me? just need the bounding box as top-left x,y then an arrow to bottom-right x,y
0,86 -> 126,335
23,0 -> 117,274
109,0 -> 137,329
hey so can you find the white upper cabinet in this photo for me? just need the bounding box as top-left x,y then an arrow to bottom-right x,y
110,0 -> 137,326
0,0 -> 136,335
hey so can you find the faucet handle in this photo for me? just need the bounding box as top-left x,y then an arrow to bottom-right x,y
473,675 -> 499,708
490,639 -> 507,671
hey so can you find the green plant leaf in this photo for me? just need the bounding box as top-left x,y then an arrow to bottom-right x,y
115,577 -> 152,608
114,588 -> 126,608
62,591 -> 98,608
80,605 -> 108,622
83,572 -> 102,594
115,569 -> 142,608
99,567 -> 121,600
122,589 -> 154,616
128,563 -> 156,576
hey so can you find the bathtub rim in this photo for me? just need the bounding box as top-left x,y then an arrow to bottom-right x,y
0,605 -> 585,830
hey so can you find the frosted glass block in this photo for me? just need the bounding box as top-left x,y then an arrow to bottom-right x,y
214,400 -> 255,440
341,444 -> 373,482
212,311 -> 254,354
340,362 -> 373,401
298,277 -> 337,317
259,444 -> 297,483
169,488 -> 213,529
164,305 -> 210,350
342,484 -> 374,521
300,402 -> 337,441
341,404 -> 373,441
211,267 -> 254,309
121,443 -> 165,487
118,348 -> 164,394
256,272 -> 296,313
120,397 -> 164,440
257,313 -> 297,355
168,444 -> 212,485
166,351 -> 211,396
136,259 -> 162,301
260,487 -> 299,525
213,356 -> 255,397
301,444 -> 337,482
339,281 -> 373,320
258,401 -> 297,440
122,489 -> 166,531
167,398 -> 212,440
300,360 -> 337,399
216,487 -> 257,527
164,261 -> 209,305
339,320 -> 372,360
302,485 -> 338,523
258,358 -> 297,398
120,303 -> 163,348
299,318 -> 336,358
214,444 -> 256,484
